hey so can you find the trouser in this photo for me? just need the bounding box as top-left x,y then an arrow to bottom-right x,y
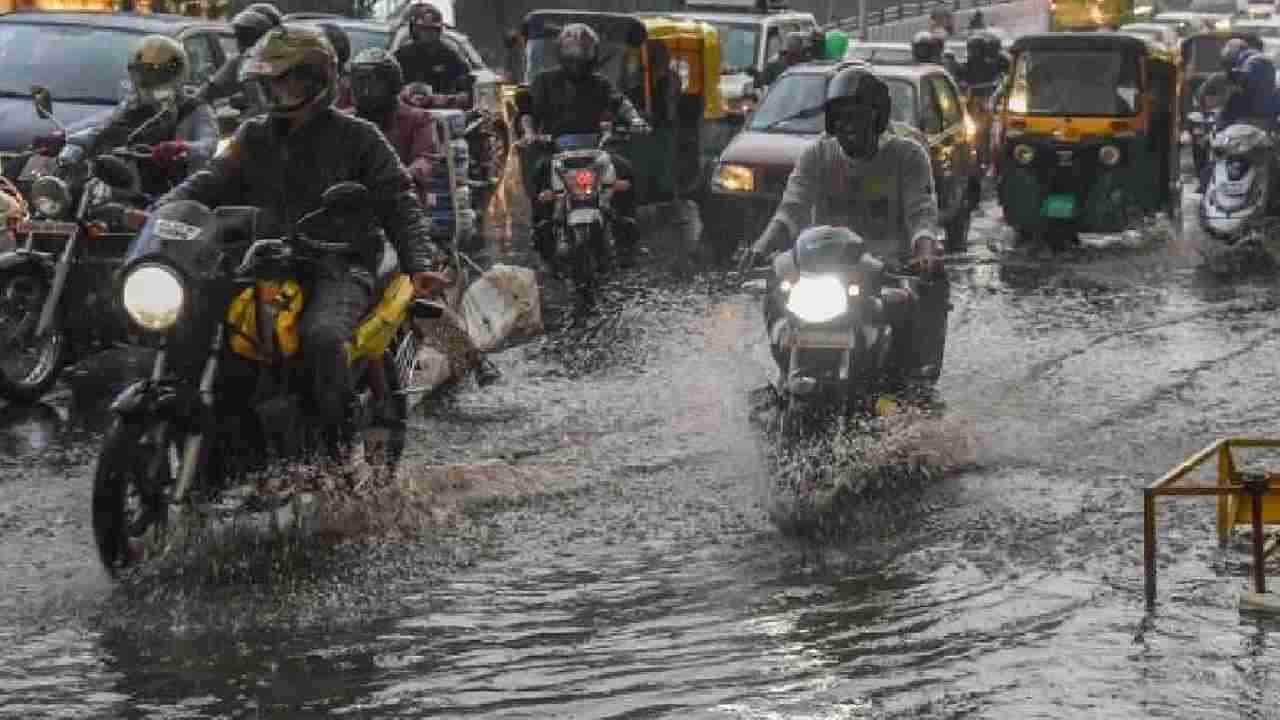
527,148 -> 636,264
298,263 -> 373,463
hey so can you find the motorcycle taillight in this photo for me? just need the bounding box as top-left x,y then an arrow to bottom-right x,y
570,168 -> 596,198
1227,158 -> 1250,181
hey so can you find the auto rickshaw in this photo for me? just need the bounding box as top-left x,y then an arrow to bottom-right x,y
994,33 -> 1181,248
1178,31 -> 1263,117
501,11 -> 721,206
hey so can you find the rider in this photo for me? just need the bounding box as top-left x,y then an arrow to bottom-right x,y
348,47 -> 502,386
1216,38 -> 1280,132
198,4 -> 281,109
57,36 -> 218,193
911,30 -> 944,65
527,23 -> 650,267
760,31 -> 811,87
154,25 -> 450,469
742,65 -> 948,382
393,2 -> 472,96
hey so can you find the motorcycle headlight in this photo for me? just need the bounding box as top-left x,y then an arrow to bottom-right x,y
30,175 -> 71,219
1013,144 -> 1035,165
122,263 -> 184,331
1098,145 -> 1121,166
786,275 -> 848,324
714,163 -> 755,193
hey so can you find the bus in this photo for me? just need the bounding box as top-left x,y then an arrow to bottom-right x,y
1050,0 -> 1136,30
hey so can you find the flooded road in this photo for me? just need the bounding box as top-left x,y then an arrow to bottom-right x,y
6,185 -> 1280,718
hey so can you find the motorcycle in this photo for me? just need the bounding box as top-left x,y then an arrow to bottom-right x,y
528,123 -> 638,307
90,181 -> 433,573
1198,122 -> 1276,239
757,227 -> 944,440
0,87 -> 184,402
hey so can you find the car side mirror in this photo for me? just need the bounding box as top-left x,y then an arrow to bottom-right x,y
32,85 -> 54,120
93,154 -> 140,191
321,181 -> 370,212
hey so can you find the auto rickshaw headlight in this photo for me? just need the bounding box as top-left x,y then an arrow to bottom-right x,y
1098,145 -> 1122,166
1013,144 -> 1035,165
714,163 -> 755,193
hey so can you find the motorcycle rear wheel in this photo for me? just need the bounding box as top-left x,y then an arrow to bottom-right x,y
0,267 -> 66,403
92,418 -> 178,575
570,225 -> 598,310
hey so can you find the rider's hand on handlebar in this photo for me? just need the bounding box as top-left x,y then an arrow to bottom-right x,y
56,143 -> 84,168
31,132 -> 65,155
152,140 -> 189,166
412,270 -> 452,298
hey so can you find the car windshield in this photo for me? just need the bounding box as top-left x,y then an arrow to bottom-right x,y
1008,49 -> 1140,115
345,28 -> 389,58
707,22 -> 757,72
0,23 -> 144,103
844,45 -> 914,64
747,73 -> 916,133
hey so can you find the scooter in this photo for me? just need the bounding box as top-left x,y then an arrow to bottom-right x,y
1197,122 -> 1275,239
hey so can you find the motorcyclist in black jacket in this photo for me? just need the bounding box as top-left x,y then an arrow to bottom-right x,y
197,4 -> 281,111
527,23 -> 651,267
393,2 -> 471,96
154,25 -> 450,468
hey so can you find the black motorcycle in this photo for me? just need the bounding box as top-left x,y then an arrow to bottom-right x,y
0,87 -> 185,402
91,182 -> 429,574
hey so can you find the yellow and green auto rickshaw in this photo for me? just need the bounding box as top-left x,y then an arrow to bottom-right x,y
501,10 -> 721,205
994,32 -> 1181,248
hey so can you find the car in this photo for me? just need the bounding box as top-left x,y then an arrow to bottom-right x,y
703,60 -> 979,259
1119,21 -> 1181,47
844,41 -> 914,64
0,11 -> 234,159
1151,11 -> 1228,35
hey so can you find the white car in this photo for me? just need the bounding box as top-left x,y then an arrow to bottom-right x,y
1118,22 -> 1181,47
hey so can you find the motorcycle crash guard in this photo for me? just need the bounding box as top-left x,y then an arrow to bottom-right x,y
567,208 -> 605,227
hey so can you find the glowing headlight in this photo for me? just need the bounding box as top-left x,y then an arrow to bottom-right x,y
963,114 -> 978,141
1098,144 -> 1121,166
785,275 -> 848,324
714,163 -> 755,193
1013,144 -> 1035,165
122,264 -> 184,331
30,175 -> 71,219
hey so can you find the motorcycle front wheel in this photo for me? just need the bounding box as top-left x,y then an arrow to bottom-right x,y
92,418 -> 179,574
570,224 -> 598,309
0,267 -> 66,403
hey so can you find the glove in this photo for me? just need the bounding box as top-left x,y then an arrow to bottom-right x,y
31,132 -> 65,154
152,140 -> 189,166
56,143 -> 84,168
740,221 -> 788,274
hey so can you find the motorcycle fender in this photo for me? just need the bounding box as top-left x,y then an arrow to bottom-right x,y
0,251 -> 51,277
568,209 -> 603,227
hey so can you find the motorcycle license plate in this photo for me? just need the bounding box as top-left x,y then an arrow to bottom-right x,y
17,220 -> 76,236
17,154 -> 55,182
1221,180 -> 1250,196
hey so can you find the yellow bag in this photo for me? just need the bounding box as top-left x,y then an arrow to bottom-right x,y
226,279 -> 305,363
349,274 -> 414,363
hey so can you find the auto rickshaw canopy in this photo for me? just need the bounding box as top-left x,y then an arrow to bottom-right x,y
640,15 -> 724,120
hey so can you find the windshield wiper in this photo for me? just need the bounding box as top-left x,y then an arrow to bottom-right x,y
754,104 -> 824,132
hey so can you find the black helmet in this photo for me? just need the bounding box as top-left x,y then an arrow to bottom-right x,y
246,2 -> 283,25
1222,37 -> 1252,73
316,21 -> 351,69
783,30 -> 809,60
558,23 -> 599,80
825,65 -> 891,160
912,30 -> 943,63
349,47 -> 403,115
231,8 -> 277,53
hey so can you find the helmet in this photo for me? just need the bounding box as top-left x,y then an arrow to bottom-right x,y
930,6 -> 954,31
349,47 -> 403,115
825,65 -> 891,160
1221,37 -> 1253,72
128,35 -> 188,106
316,21 -> 351,69
966,34 -> 986,62
783,31 -> 809,60
239,24 -> 337,120
245,2 -> 282,25
231,9 -> 277,53
912,30 -> 943,63
406,2 -> 445,45
558,23 -> 600,80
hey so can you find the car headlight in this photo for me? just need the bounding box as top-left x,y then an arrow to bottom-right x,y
1013,144 -> 1035,165
786,275 -> 848,324
30,175 -> 71,219
964,114 -> 978,141
714,163 -> 755,192
122,263 -> 184,331
1098,144 -> 1121,166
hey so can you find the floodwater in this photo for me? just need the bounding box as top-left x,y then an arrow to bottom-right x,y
4,185 -> 1280,718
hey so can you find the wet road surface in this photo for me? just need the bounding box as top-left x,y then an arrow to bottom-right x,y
4,182 -> 1280,718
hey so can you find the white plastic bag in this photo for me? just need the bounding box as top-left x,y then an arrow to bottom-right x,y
460,264 -> 543,351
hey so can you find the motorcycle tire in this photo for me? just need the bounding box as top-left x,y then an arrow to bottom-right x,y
92,417 -> 177,575
358,347 -> 409,488
0,266 -> 66,403
570,225 -> 597,310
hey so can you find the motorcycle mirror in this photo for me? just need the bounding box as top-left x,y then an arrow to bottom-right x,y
31,85 -> 54,120
93,154 -> 140,191
321,181 -> 370,211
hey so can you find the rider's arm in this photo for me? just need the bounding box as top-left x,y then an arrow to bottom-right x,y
753,140 -> 822,254
173,103 -> 219,173
529,71 -> 551,135
403,108 -> 440,198
898,138 -> 942,258
152,123 -> 247,209
599,75 -> 643,126
358,124 -> 443,274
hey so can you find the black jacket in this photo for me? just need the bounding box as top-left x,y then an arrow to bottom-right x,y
530,68 -> 640,137
394,41 -> 471,95
155,106 -> 442,276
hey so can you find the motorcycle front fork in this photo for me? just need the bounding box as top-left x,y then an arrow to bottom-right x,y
34,227 -> 78,339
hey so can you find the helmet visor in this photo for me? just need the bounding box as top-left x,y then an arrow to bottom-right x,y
128,60 -> 181,90
250,66 -> 319,113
